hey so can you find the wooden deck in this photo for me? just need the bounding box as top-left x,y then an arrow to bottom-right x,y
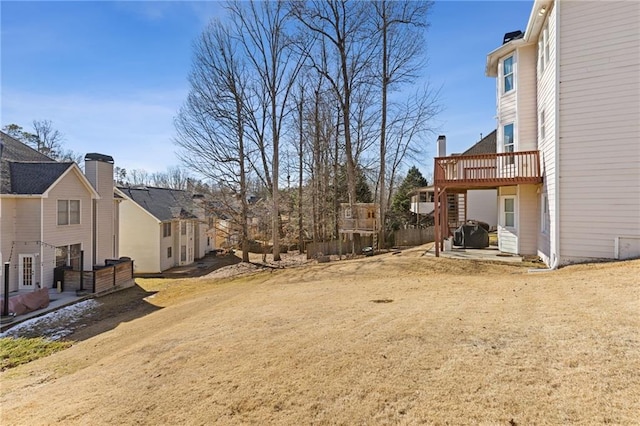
434,150 -> 542,188
432,150 -> 542,257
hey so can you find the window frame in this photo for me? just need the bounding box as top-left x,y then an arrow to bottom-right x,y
539,110 -> 546,141
57,199 -> 80,225
503,55 -> 515,94
163,222 -> 172,238
503,123 -> 515,166
167,247 -> 172,258
503,197 -> 516,229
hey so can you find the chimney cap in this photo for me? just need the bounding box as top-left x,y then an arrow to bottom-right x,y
437,135 -> 446,140
85,153 -> 114,163
503,30 -> 523,44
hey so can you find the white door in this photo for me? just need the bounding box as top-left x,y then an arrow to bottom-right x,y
18,254 -> 35,290
498,196 -> 518,254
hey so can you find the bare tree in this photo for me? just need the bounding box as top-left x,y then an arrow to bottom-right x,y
385,86 -> 441,210
174,19 -> 251,262
291,0 -> 376,210
32,119 -> 64,158
2,121 -> 82,163
151,166 -> 192,190
127,169 -> 151,186
226,0 -> 308,261
372,0 -> 432,247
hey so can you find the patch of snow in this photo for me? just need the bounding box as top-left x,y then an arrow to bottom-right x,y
0,299 -> 101,341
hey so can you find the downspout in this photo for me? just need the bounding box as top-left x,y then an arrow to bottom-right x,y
531,0 -> 561,272
40,198 -> 44,288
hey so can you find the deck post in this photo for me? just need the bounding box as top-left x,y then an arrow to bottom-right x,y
434,186 -> 440,257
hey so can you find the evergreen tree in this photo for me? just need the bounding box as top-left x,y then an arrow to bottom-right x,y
389,166 -> 428,229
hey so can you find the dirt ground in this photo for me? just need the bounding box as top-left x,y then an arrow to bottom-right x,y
1,245 -> 639,425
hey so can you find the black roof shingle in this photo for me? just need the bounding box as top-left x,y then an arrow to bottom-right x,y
117,186 -> 198,221
1,131 -> 73,195
462,130 -> 497,156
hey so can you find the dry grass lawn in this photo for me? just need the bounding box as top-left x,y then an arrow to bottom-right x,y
1,245 -> 639,425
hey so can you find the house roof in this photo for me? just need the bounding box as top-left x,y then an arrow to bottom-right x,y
461,130 -> 497,156
7,161 -> 75,194
1,131 -> 72,195
117,186 -> 199,221
485,0 -> 553,77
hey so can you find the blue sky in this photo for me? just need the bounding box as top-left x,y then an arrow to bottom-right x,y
1,1 -> 533,179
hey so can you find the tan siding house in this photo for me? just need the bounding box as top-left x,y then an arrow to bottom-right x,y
1,132 -> 119,295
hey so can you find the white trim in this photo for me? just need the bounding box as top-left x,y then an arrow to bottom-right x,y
40,197 -> 44,288
553,0 -> 561,265
501,196 -> 517,230
18,254 -> 35,289
501,55 -> 516,95
42,164 -> 99,199
114,187 -> 162,224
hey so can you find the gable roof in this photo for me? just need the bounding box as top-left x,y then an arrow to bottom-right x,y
1,131 -> 66,195
7,161 -> 75,194
117,186 -> 198,221
1,130 -> 56,162
1,131 -> 99,197
462,130 -> 497,156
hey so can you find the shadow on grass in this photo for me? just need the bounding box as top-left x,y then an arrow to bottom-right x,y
64,284 -> 162,342
134,253 -> 242,279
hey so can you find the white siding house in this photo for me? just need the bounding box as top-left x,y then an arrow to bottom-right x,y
434,0 -> 639,265
116,186 -> 214,274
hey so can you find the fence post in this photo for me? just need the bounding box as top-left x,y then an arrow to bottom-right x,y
2,263 -> 9,317
80,250 -> 84,291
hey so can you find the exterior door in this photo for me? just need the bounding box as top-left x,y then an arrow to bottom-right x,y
498,196 -> 518,254
18,254 -> 35,290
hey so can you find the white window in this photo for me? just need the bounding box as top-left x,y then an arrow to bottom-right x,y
503,197 -> 515,228
538,24 -> 549,75
181,222 -> 187,235
503,123 -> 515,165
163,222 -> 172,238
543,24 -> 550,65
539,110 -> 546,140
344,208 -> 352,219
541,194 -> 549,234
58,200 -> 80,225
167,247 -> 172,258
503,56 -> 514,93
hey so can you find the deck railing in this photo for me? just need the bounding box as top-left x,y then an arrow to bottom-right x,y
434,150 -> 542,187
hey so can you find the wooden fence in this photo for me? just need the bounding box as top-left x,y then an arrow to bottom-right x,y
394,227 -> 434,246
306,238 -> 373,259
58,259 -> 135,295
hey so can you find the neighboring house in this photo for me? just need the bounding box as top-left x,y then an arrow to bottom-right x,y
0,131 -> 119,294
434,0 -> 640,265
409,186 -> 434,221
116,186 -> 214,273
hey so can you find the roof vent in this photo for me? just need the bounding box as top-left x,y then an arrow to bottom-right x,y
503,30 -> 523,44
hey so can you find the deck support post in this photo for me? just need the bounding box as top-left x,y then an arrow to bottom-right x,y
434,186 -> 440,257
